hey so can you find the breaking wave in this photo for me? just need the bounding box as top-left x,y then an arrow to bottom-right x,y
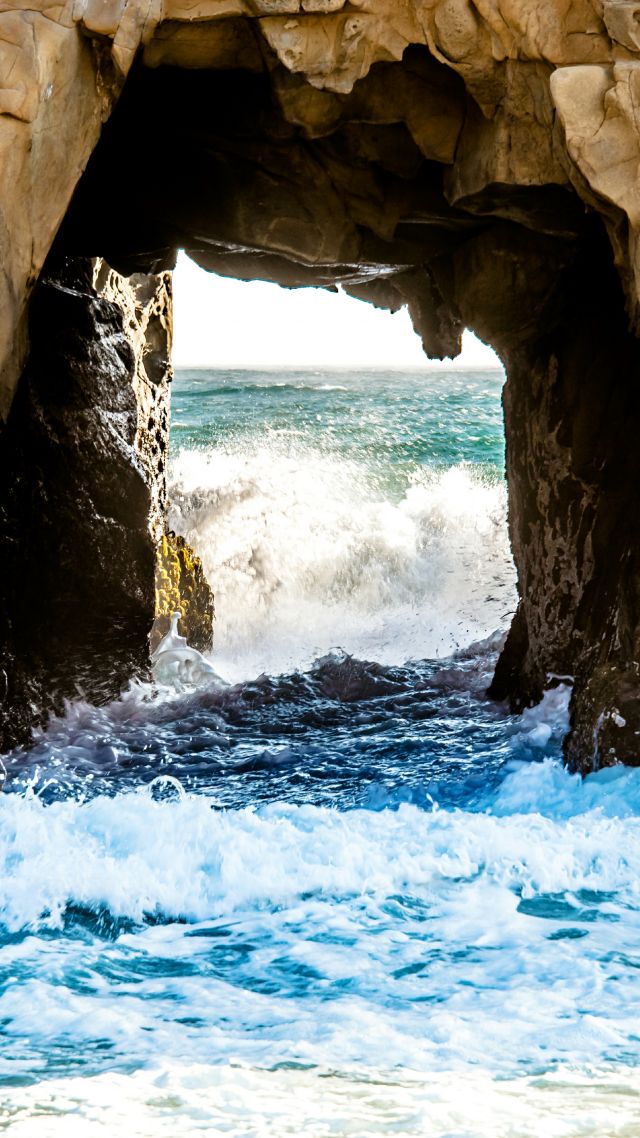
168,443 -> 515,680
7,366 -> 633,1137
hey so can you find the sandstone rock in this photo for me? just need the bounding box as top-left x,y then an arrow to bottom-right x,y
143,17 -> 264,70
0,9 -> 120,417
602,1 -> 640,54
446,62 -> 570,222
91,261 -> 173,541
259,6 -> 420,94
551,61 -> 640,330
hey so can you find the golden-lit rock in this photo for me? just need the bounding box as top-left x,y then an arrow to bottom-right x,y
152,532 -> 215,655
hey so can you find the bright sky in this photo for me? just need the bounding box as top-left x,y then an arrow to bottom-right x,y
172,251 -> 501,370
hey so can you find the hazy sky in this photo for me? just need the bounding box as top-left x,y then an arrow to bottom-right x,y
173,251 -> 501,370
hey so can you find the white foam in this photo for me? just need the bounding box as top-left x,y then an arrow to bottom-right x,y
2,765 -> 640,1076
4,1062 -> 640,1137
4,764 -> 640,932
168,445 -> 516,679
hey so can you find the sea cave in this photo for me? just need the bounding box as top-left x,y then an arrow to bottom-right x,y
3,5 -> 640,769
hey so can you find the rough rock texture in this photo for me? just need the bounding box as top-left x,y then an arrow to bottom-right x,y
6,1 -> 640,766
152,532 -> 215,655
0,256 -> 172,749
480,221 -> 640,772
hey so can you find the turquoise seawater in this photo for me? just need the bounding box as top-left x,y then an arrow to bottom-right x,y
3,367 -> 640,1136
171,367 -> 504,469
168,368 -> 513,677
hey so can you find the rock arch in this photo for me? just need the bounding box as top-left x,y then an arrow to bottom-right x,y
2,1 -> 640,770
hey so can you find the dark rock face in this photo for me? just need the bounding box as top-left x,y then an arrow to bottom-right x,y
492,229 -> 640,773
0,259 -> 172,751
53,61 -> 484,309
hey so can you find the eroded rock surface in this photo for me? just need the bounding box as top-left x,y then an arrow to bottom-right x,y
0,257 -> 172,748
4,1 -> 640,766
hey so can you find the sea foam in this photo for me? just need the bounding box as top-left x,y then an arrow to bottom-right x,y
168,445 -> 515,679
4,368 -> 637,1130
2,761 -> 640,1081
4,1062 -> 640,1138
2,765 -> 640,933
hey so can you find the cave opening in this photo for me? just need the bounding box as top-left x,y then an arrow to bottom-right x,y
3,48 -> 640,772
167,254 -> 508,681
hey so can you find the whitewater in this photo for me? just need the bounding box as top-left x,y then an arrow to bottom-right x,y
2,367 -> 640,1137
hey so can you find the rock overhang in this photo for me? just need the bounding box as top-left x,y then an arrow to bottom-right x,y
4,0 -> 640,414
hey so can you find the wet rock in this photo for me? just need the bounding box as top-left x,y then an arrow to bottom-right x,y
0,257 -> 172,750
152,532 -> 215,655
481,221 -> 640,773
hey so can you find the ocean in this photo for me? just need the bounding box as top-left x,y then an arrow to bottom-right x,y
2,366 -> 640,1136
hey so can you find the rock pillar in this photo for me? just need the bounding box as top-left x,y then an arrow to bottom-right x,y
0,256 -> 191,750
477,223 -> 640,771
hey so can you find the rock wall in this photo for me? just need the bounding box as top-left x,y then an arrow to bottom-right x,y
482,221 -> 640,772
0,257 -> 172,748
4,1 -> 640,766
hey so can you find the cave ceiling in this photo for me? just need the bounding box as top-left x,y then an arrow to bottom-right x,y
3,0 -> 640,414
